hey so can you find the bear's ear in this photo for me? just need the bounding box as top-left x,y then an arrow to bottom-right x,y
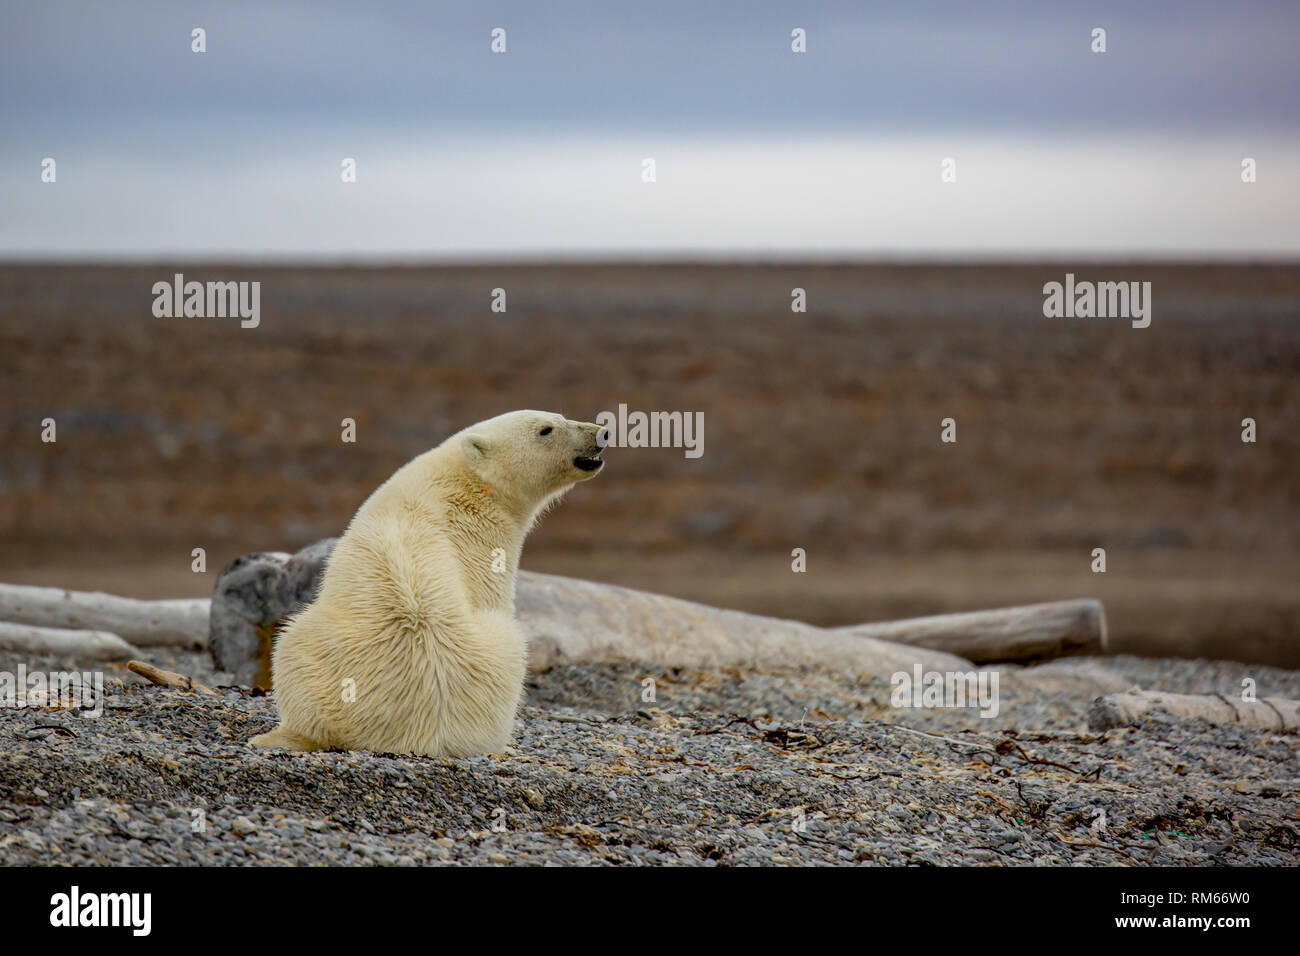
461,432 -> 491,462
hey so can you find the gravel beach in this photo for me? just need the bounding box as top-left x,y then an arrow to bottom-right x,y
2,650 -> 1296,866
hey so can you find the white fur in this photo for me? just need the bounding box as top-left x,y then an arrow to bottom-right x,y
251,410 -> 606,756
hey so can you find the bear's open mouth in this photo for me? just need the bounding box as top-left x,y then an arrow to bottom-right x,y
573,455 -> 603,472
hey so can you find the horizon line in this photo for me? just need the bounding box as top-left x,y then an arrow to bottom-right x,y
3,252 -> 1299,269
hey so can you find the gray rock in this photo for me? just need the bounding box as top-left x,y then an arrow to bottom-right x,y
1087,694 -> 1126,732
208,540 -> 337,687
279,538 -> 338,612
208,552 -> 288,685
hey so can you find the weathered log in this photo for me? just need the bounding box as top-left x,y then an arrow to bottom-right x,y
126,660 -> 217,695
0,621 -> 138,661
4,556 -> 1113,686
0,583 -> 207,648
1088,689 -> 1300,732
833,599 -> 1108,664
207,540 -> 975,687
204,540 -> 1124,687
516,571 -> 969,675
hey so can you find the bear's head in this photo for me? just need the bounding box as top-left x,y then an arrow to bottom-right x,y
457,410 -> 608,511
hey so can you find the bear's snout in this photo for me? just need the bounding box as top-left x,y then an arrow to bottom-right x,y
572,421 -> 607,473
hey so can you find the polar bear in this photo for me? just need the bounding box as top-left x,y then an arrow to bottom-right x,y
250,410 -> 607,757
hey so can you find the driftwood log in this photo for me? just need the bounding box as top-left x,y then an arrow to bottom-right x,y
834,598 -> 1107,664
126,660 -> 217,695
0,583 -> 207,648
1,554 -> 1109,686
205,555 -> 977,689
1088,689 -> 1300,733
0,620 -> 138,661
0,543 -> 1108,686
198,539 -> 1111,689
514,571 -> 968,675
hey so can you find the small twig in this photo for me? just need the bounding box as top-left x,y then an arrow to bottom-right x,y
182,750 -> 243,759
1055,832 -> 1138,858
546,712 -> 605,725
103,819 -> 172,845
889,724 -> 989,750
996,738 -> 1081,775
889,724 -> 1001,763
19,722 -> 77,740
693,716 -> 762,736
127,660 -> 217,696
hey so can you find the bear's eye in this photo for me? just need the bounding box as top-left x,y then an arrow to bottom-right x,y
539,426 -> 552,436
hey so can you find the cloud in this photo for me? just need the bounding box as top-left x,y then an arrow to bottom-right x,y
4,129 -> 1295,258
2,1 -> 1296,256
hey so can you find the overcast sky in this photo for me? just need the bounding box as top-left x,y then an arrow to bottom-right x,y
2,0 -> 1297,259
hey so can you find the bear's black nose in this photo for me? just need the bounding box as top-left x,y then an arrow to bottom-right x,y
598,428 -> 611,447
